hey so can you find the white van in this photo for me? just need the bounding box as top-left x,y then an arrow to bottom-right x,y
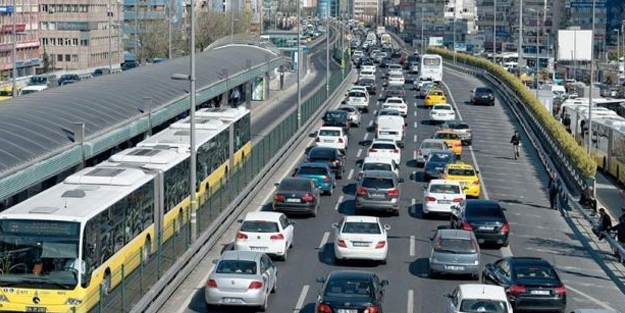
375,115 -> 405,147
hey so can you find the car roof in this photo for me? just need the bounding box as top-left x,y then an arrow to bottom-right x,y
386,97 -> 404,101
319,126 -> 343,131
429,179 -> 462,187
507,257 -> 552,267
363,156 -> 395,164
428,149 -> 453,155
309,146 -> 337,153
280,176 -> 313,184
421,139 -> 446,145
433,103 -> 452,107
371,139 -> 398,145
362,170 -> 397,179
465,199 -> 501,209
435,129 -> 457,134
244,211 -> 283,222
343,215 -> 379,223
458,284 -> 508,301
446,162 -> 475,170
220,250 -> 262,262
328,270 -> 374,281
300,162 -> 331,169
437,229 -> 473,240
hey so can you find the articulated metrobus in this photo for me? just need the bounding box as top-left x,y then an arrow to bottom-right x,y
0,106 -> 250,312
419,54 -> 443,82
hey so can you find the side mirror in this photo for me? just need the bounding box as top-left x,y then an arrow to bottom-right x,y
212,259 -> 219,265
476,170 -> 480,174
422,185 -> 428,190
309,131 -> 317,138
331,222 -> 339,228
383,224 -> 391,231
443,293 -> 453,299
237,219 -> 244,223
316,276 -> 326,283
381,279 -> 389,287
274,183 -> 280,187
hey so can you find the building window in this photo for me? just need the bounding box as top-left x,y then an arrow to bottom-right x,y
72,38 -> 78,46
65,38 -> 71,46
42,38 -> 48,45
41,4 -> 48,12
80,39 -> 88,46
49,22 -> 56,30
58,38 -> 63,46
57,54 -> 63,62
72,5 -> 78,12
56,4 -> 63,12
71,54 -> 78,62
80,5 -> 88,12
50,38 -> 56,46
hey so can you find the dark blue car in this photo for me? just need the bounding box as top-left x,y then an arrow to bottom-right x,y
424,149 -> 457,181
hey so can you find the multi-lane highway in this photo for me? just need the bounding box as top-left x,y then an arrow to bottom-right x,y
158,56 -> 625,313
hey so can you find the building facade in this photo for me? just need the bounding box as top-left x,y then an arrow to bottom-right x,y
353,0 -> 379,21
40,0 -> 121,70
0,0 -> 41,78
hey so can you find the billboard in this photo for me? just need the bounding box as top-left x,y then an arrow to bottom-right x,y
557,29 -> 592,61
429,37 -> 443,46
454,42 -> 467,52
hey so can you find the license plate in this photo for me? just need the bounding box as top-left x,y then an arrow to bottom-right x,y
370,192 -> 385,198
445,265 -> 465,271
324,140 -> 334,143
337,310 -> 357,313
223,298 -> 244,304
438,200 -> 452,204
352,242 -> 370,247
26,308 -> 46,313
530,290 -> 551,295
435,167 -> 444,171
479,226 -> 495,231
286,198 -> 301,203
250,246 -> 268,251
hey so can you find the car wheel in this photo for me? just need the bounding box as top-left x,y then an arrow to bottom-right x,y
272,279 -> 277,293
428,268 -> 438,278
392,209 -> 400,217
280,247 -> 288,261
471,273 -> 479,280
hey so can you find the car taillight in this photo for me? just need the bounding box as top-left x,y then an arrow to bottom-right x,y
317,303 -> 333,313
337,240 -> 347,247
236,232 -> 248,239
270,233 -> 285,240
509,284 -> 527,295
375,241 -> 386,249
369,148 -> 378,152
357,187 -> 367,195
332,160 -> 340,167
358,172 -> 364,179
426,96 -> 431,100
426,196 -> 436,202
500,222 -> 510,234
555,285 -> 566,295
454,142 -> 461,147
249,281 -> 263,289
461,222 -> 473,231
472,180 -> 479,186
302,193 -> 315,202
387,188 -> 399,197
207,279 -> 218,288
338,138 -> 344,143
400,105 -> 406,109
364,306 -> 381,313
393,149 -> 399,153
442,97 -> 447,101
274,194 -> 286,202
324,176 -> 330,183
453,198 -> 463,203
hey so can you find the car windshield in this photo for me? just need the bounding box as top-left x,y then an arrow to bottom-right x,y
363,163 -> 392,172
387,85 -> 403,91
389,74 -> 403,79
0,220 -> 80,289
429,91 -> 444,96
349,92 -> 366,98
339,106 -> 355,113
387,99 -> 403,104
514,265 -> 558,280
433,105 -> 452,111
429,184 -> 461,194
435,133 -> 459,140
325,112 -> 346,120
324,278 -> 373,297
29,77 -> 47,85
362,177 -> 394,189
215,260 -> 257,275
278,179 -> 311,192
459,300 -> 509,313
475,88 -> 493,94
429,153 -> 453,162
240,221 -> 279,233
310,149 -> 336,160
466,205 -> 504,218
379,110 -> 401,116
298,166 -> 328,176
371,143 -> 396,150
423,57 -> 441,66
435,238 -> 477,254
359,79 -> 374,85
447,168 -> 475,176
422,142 -> 444,149
342,222 -> 381,234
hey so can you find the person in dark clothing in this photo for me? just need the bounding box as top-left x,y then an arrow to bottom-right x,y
609,214 -> 625,257
510,131 -> 521,160
593,208 -> 613,240
563,114 -> 571,133
579,186 -> 598,214
548,172 -> 559,210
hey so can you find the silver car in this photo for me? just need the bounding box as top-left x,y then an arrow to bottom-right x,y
417,139 -> 449,166
355,170 -> 404,216
429,229 -> 480,279
440,120 -> 473,145
205,250 -> 277,311
337,104 -> 362,127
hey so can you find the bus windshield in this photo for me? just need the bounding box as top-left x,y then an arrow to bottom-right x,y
0,220 -> 81,289
423,57 -> 441,66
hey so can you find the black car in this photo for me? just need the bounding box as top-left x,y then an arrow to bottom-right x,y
383,85 -> 405,100
357,78 -> 377,94
482,257 -> 567,312
322,110 -> 351,134
316,270 -> 387,313
470,87 -> 495,106
58,74 -> 80,86
272,177 -> 320,217
379,57 -> 392,68
306,147 -> 346,179
450,200 -> 509,246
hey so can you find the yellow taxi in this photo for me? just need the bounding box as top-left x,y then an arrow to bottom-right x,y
0,85 -> 18,101
424,88 -> 447,107
433,129 -> 462,156
442,162 -> 481,197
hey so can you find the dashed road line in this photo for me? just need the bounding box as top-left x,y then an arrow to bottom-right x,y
293,285 -> 310,313
368,120 -> 373,127
335,195 -> 344,211
413,134 -> 417,143
357,148 -> 363,158
364,133 -> 370,140
407,289 -> 414,313
347,168 -> 354,180
318,231 -> 330,250
409,235 -> 416,257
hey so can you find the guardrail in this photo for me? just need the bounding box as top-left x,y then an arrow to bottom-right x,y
85,29 -> 353,313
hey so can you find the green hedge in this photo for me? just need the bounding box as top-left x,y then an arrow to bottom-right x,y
427,47 -> 596,178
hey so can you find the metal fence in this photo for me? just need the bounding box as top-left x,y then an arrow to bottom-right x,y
88,53 -> 351,313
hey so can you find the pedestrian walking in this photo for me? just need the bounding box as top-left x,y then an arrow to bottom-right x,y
548,171 -> 559,210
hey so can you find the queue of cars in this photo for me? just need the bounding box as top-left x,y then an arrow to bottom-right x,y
203,30 -> 575,313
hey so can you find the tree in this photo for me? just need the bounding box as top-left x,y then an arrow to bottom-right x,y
195,10 -> 253,51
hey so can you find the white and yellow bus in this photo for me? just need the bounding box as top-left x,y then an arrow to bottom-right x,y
0,106 -> 250,312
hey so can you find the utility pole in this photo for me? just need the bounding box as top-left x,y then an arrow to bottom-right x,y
108,2 -> 113,71
230,0 -> 235,41
517,0 -> 523,77
168,0 -> 172,58
135,0 -> 139,62
452,6 -> 457,65
11,0 -> 17,98
421,1 -> 424,55
493,0 -> 497,62
587,0 -> 595,155
296,0 -> 301,127
326,0 -> 329,97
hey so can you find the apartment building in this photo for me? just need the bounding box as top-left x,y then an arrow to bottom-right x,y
40,0 -> 121,70
0,0 -> 41,77
444,0 -> 477,46
353,0 -> 379,20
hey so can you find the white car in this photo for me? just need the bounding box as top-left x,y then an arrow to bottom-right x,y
386,73 -> 405,86
359,156 -> 400,180
349,85 -> 370,98
386,64 -> 403,76
337,104 -> 361,126
234,212 -> 295,261
445,284 -> 513,313
429,103 -> 456,123
352,50 -> 364,58
359,69 -> 375,80
315,126 -> 348,150
382,97 -> 408,116
361,64 -> 376,74
376,108 -> 404,120
346,90 -> 370,112
332,215 -> 390,263
367,139 -> 401,164
423,179 -> 465,216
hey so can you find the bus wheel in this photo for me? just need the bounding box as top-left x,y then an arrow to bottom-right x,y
102,272 -> 111,296
142,238 -> 151,264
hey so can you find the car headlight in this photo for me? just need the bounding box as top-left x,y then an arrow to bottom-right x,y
65,298 -> 82,305
0,295 -> 8,302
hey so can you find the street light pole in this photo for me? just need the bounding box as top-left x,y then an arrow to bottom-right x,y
11,0 -> 17,98
230,0 -> 235,41
421,2 -> 424,55
326,0 -> 330,97
296,0 -> 301,128
517,0 -> 523,77
452,7 -> 457,65
587,0 -> 595,155
135,0 -> 139,61
108,2 -> 113,71
493,0 -> 497,62
167,0 -> 172,59
616,29 -> 620,65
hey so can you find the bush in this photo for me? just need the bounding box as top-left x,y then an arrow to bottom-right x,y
427,47 -> 596,178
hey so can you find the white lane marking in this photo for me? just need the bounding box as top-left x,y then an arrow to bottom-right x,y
566,285 -> 618,311
407,289 -> 414,313
413,134 -> 417,143
413,121 -> 418,129
413,110 -> 417,117
319,231 -> 330,250
368,120 -> 373,127
364,133 -> 370,141
409,235 -> 416,257
347,168 -> 354,180
357,148 -> 363,158
373,109 -> 378,114
413,102 -> 417,108
294,285 -> 310,313
335,195 -> 344,211
413,150 -> 417,160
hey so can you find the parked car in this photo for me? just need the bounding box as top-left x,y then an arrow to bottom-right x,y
316,271 -> 388,313
355,170 -> 404,216
306,146 -> 346,179
234,212 -> 295,260
92,68 -> 111,77
205,251 -> 277,311
272,177 -> 320,216
429,229 -> 480,278
451,199 -> 509,247
332,215 -> 390,264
